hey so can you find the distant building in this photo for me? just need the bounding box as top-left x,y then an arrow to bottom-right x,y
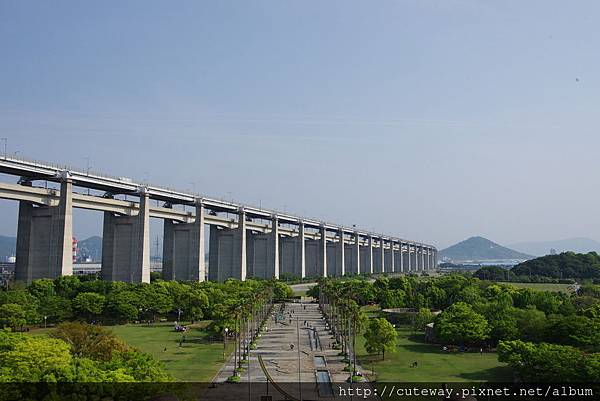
550,248 -> 557,255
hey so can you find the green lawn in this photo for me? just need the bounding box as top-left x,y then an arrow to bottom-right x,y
505,282 -> 572,292
357,328 -> 512,382
109,322 -> 232,382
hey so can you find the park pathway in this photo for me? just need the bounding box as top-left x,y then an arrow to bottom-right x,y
207,299 -> 366,400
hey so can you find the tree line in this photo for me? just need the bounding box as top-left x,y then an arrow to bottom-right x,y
310,274 -> 600,382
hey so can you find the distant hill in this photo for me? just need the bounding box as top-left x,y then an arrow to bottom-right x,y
512,252 -> 600,279
77,236 -> 102,261
0,235 -> 103,262
508,238 -> 600,257
0,235 -> 16,261
440,236 -> 533,262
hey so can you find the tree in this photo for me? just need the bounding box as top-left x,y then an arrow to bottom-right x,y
37,295 -> 73,324
414,308 -> 435,331
272,281 -> 293,301
435,302 -> 489,345
363,318 -> 397,360
379,289 -> 406,309
51,322 -> 129,361
513,306 -> 549,343
104,290 -> 140,323
0,331 -> 74,381
0,303 -> 26,331
498,340 -> 600,382
73,292 -> 105,322
0,290 -> 40,324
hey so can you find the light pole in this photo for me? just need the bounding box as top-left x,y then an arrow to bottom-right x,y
297,315 -> 302,401
84,157 -> 91,195
44,315 -> 47,329
223,327 -> 229,361
177,308 -> 183,323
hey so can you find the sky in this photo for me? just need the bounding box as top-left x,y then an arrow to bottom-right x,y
0,0 -> 599,249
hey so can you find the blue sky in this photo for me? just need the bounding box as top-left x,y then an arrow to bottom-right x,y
1,0 -> 599,248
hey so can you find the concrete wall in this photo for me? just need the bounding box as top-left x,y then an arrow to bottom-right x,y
101,192 -> 150,283
247,232 -> 272,279
326,242 -> 339,277
344,243 -> 358,275
384,246 -> 393,273
15,179 -> 73,283
162,203 -> 205,281
305,239 -> 319,278
208,220 -> 247,282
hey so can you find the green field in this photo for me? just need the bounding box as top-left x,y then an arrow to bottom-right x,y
357,328 -> 512,382
505,282 -> 573,292
109,322 -> 232,382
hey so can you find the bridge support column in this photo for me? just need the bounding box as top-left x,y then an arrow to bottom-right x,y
407,244 -> 412,272
297,221 -> 305,278
101,189 -> 150,283
208,209 -> 247,281
162,201 -> 205,281
380,238 -> 385,273
399,243 -> 404,273
15,177 -> 73,283
386,241 -> 395,273
354,232 -> 360,275
319,226 -> 327,277
337,228 -> 345,276
367,235 -> 374,274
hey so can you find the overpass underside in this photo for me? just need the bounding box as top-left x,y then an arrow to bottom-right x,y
0,158 -> 437,283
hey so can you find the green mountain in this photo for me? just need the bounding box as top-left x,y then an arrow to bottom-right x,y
440,236 -> 533,262
512,252 -> 600,279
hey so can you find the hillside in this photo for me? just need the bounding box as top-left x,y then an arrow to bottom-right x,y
0,235 -> 103,262
0,235 -> 16,260
440,236 -> 533,262
508,238 -> 600,257
512,252 -> 600,279
77,235 -> 102,261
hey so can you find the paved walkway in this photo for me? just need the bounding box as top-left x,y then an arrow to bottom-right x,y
207,299 -> 365,399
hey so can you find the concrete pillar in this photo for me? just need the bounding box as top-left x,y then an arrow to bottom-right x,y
162,200 -> 205,281
399,243 -> 404,273
15,176 -> 73,283
297,221 -> 306,278
426,248 -> 431,270
207,209 -> 247,281
319,225 -> 327,277
101,189 -> 150,283
337,228 -> 345,276
367,235 -> 374,274
379,238 -> 385,273
389,241 -> 396,273
271,216 -> 279,279
407,244 -> 412,272
354,232 -> 360,275
239,210 -> 247,280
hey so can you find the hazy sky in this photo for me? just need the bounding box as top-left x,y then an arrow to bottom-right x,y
1,1 -> 599,249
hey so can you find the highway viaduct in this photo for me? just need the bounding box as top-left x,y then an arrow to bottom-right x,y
0,157 -> 437,283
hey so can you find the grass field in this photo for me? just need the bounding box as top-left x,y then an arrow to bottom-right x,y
110,322 -> 232,382
505,282 -> 573,292
357,328 -> 512,382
